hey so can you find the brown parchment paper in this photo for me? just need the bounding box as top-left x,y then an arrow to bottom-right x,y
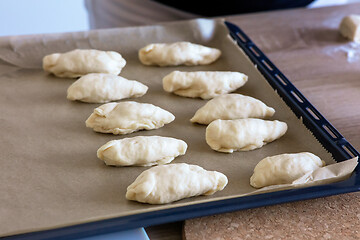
0,18 -> 355,237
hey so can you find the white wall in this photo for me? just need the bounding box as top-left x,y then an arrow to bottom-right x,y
1,0 -> 360,37
0,0 -> 89,36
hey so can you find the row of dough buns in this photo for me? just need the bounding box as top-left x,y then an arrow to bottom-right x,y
41,42 -> 263,205
43,42 -> 221,78
136,42 -> 325,197
138,43 -> 320,192
42,43 -> 227,205
128,42 -> 228,204
43,49 -> 149,104
41,44 -> 324,203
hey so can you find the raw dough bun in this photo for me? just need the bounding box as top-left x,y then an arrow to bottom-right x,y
126,163 -> 228,204
138,41 -> 221,66
97,136 -> 187,166
339,15 -> 360,42
163,71 -> 248,99
206,119 -> 287,153
85,102 -> 175,135
250,152 -> 325,188
67,73 -> 148,103
190,93 -> 275,125
43,49 -> 126,78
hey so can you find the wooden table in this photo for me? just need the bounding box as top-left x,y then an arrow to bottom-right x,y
147,3 -> 360,239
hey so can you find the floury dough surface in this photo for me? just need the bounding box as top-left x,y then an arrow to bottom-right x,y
206,119 -> 288,153
163,71 -> 248,99
85,102 -> 175,135
97,136 -> 187,166
126,163 -> 228,204
67,73 -> 148,103
138,41 -> 221,66
190,93 -> 275,125
250,152 -> 325,188
42,49 -> 126,78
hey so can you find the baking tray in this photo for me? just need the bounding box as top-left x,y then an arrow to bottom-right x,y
1,19 -> 359,239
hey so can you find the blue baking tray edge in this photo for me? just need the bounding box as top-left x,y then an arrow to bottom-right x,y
4,21 -> 360,240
